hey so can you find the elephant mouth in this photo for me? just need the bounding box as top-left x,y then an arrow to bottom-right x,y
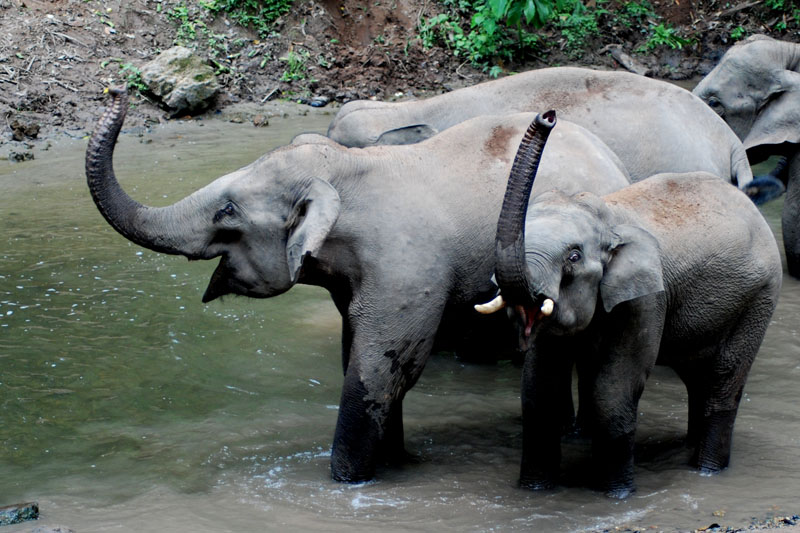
202,257 -> 233,303
515,297 -> 555,337
475,293 -> 555,337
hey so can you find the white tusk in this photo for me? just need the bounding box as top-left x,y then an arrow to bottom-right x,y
540,298 -> 554,316
474,294 -> 506,314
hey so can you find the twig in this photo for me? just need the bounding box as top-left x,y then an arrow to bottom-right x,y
49,31 -> 89,48
455,59 -> 472,80
25,55 -> 36,72
0,77 -> 18,85
43,78 -> 79,92
261,87 -> 278,103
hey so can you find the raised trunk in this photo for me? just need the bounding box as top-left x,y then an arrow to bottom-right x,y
494,111 -> 556,308
85,88 -> 206,257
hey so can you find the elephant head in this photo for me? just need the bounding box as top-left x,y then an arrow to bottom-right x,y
86,88 -> 341,301
477,111 -> 664,338
693,35 -> 800,156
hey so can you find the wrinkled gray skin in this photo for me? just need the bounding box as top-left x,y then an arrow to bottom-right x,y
328,66 -> 753,188
489,112 -> 781,499
693,35 -> 800,278
86,90 -> 630,484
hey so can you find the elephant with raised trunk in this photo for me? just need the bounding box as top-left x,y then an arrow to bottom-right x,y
478,112 -> 781,498
328,66 -> 753,188
693,35 -> 800,277
86,89 -> 630,483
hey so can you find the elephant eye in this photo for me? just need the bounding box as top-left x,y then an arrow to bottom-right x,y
213,203 -> 236,223
707,97 -> 724,115
568,249 -> 582,263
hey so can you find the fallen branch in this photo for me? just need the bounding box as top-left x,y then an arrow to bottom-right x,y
43,78 -> 79,92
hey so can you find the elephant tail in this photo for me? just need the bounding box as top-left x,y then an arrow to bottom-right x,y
731,142 -> 753,189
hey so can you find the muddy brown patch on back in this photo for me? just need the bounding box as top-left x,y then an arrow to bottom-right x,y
485,125 -> 517,161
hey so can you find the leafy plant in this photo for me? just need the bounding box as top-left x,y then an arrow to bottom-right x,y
638,23 -> 692,51
553,0 -> 605,58
730,25 -> 746,40
280,49 -> 310,82
201,0 -> 293,37
418,0 -> 544,71
118,62 -> 148,93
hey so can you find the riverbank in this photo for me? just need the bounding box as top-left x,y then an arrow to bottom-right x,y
1,0 -> 799,155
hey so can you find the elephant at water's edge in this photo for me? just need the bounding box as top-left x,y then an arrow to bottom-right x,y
327,67 -> 753,188
86,89 -> 631,483
478,112 -> 781,498
693,35 -> 800,277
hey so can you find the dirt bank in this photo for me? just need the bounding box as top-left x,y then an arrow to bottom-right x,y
2,0 -> 798,156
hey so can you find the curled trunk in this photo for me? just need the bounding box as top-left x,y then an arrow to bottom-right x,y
494,111 -> 556,308
85,88 -> 205,257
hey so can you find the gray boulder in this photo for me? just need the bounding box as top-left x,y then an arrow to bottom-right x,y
140,46 -> 219,115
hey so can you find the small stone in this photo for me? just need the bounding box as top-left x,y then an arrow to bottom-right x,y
252,114 -> 269,127
0,501 -> 39,526
8,151 -> 34,162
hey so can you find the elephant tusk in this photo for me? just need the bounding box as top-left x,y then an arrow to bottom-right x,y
540,298 -> 554,316
474,294 -> 506,314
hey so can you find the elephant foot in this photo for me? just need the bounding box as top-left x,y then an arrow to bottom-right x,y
604,484 -> 636,500
331,466 -> 374,484
519,478 -> 556,491
687,409 -> 735,474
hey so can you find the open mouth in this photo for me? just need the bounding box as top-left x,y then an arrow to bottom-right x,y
475,293 -> 554,337
516,297 -> 555,337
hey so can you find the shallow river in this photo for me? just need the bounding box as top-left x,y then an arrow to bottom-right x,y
1,109 -> 799,532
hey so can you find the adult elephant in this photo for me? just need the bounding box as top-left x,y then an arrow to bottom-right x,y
327,66 -> 752,187
477,112 -> 781,498
86,89 -> 630,483
693,35 -> 800,277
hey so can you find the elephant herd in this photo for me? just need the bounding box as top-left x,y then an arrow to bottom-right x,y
86,34 -> 797,498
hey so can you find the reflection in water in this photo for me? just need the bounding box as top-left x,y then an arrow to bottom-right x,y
1,117 -> 799,532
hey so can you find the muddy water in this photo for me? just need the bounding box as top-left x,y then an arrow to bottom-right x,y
1,113 -> 799,533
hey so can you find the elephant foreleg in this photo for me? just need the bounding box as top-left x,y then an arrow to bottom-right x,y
329,297 -> 444,482
519,335 -> 575,490
782,151 -> 800,278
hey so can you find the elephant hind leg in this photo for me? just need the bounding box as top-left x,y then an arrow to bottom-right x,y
675,298 -> 776,473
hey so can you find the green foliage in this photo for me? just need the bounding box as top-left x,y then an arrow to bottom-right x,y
201,0 -> 293,37
638,22 -> 692,51
118,62 -> 149,93
764,0 -> 799,32
553,0 -> 604,58
730,25 -> 746,40
613,0 -> 656,28
280,49 -> 310,82
166,2 -> 205,44
99,58 -> 148,94
418,0 -> 545,73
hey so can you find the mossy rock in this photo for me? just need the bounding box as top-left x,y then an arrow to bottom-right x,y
140,46 -> 220,115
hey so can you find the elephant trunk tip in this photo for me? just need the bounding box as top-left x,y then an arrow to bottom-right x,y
538,110 -> 556,127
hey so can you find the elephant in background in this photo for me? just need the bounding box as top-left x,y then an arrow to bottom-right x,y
693,35 -> 800,277
86,89 -> 630,484
478,112 -> 781,498
327,66 -> 753,188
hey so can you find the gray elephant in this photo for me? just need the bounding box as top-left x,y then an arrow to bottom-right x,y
693,35 -> 800,277
477,112 -> 781,498
327,66 -> 752,187
86,89 -> 630,483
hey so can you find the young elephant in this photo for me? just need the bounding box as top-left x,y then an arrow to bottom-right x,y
478,112 -> 782,498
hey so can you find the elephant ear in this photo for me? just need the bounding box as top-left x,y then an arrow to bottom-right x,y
286,178 -> 341,283
600,224 -> 665,313
376,124 -> 437,145
743,69 -> 800,150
